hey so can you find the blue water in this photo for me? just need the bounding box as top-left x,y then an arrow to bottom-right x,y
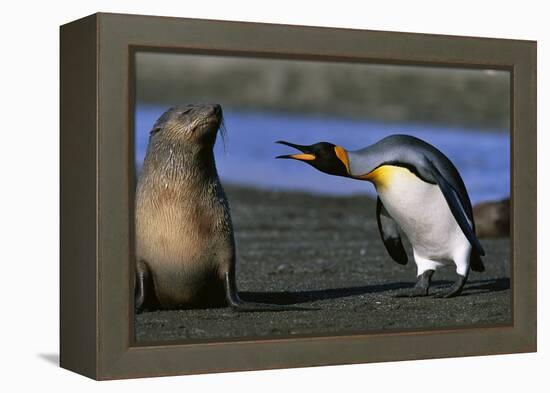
135,105 -> 510,204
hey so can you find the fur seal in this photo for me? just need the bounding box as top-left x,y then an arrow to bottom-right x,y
473,198 -> 510,238
276,134 -> 485,298
135,104 -> 305,312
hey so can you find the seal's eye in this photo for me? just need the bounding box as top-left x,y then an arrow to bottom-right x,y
149,127 -> 162,135
180,108 -> 192,115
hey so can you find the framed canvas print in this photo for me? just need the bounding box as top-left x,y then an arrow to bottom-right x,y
60,12 -> 536,380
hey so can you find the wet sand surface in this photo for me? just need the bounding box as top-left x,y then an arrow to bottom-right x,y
135,186 -> 511,343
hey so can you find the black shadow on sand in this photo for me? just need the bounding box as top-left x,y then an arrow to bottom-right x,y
239,278 -> 510,305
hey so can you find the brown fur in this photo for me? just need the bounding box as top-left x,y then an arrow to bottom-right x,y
135,105 -> 233,309
473,198 -> 510,238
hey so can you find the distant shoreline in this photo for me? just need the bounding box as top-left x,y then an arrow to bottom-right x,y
136,52 -> 510,130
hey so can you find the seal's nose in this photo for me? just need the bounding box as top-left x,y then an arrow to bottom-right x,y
212,104 -> 222,116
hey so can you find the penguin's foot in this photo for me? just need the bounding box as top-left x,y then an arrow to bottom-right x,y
394,270 -> 434,298
224,272 -> 316,312
394,287 -> 429,298
433,274 -> 467,298
433,287 -> 463,298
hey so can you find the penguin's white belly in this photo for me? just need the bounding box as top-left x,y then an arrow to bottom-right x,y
370,166 -> 468,263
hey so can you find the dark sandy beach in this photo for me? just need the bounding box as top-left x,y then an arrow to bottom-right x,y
135,185 -> 511,343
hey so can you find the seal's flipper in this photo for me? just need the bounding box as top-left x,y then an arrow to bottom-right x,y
223,272 -> 315,312
135,260 -> 159,313
425,159 -> 485,256
376,197 -> 408,265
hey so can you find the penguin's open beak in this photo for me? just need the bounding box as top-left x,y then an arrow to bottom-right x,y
275,141 -> 316,161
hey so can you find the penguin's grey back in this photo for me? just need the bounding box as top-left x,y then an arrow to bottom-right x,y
348,134 -> 473,218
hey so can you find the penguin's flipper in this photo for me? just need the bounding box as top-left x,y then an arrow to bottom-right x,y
425,159 -> 486,256
376,197 -> 408,265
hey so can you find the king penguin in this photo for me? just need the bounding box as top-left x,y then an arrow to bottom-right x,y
276,134 -> 485,298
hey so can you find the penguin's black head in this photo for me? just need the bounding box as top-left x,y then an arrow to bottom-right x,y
276,140 -> 350,177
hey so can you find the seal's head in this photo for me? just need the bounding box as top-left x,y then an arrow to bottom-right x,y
149,104 -> 223,148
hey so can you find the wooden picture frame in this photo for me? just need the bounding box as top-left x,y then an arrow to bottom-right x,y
60,12 -> 536,380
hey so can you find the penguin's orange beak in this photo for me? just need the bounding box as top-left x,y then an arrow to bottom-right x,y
279,153 -> 316,161
275,141 -> 316,161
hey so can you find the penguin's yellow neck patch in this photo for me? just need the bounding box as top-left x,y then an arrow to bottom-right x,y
334,146 -> 351,174
358,165 -> 414,190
